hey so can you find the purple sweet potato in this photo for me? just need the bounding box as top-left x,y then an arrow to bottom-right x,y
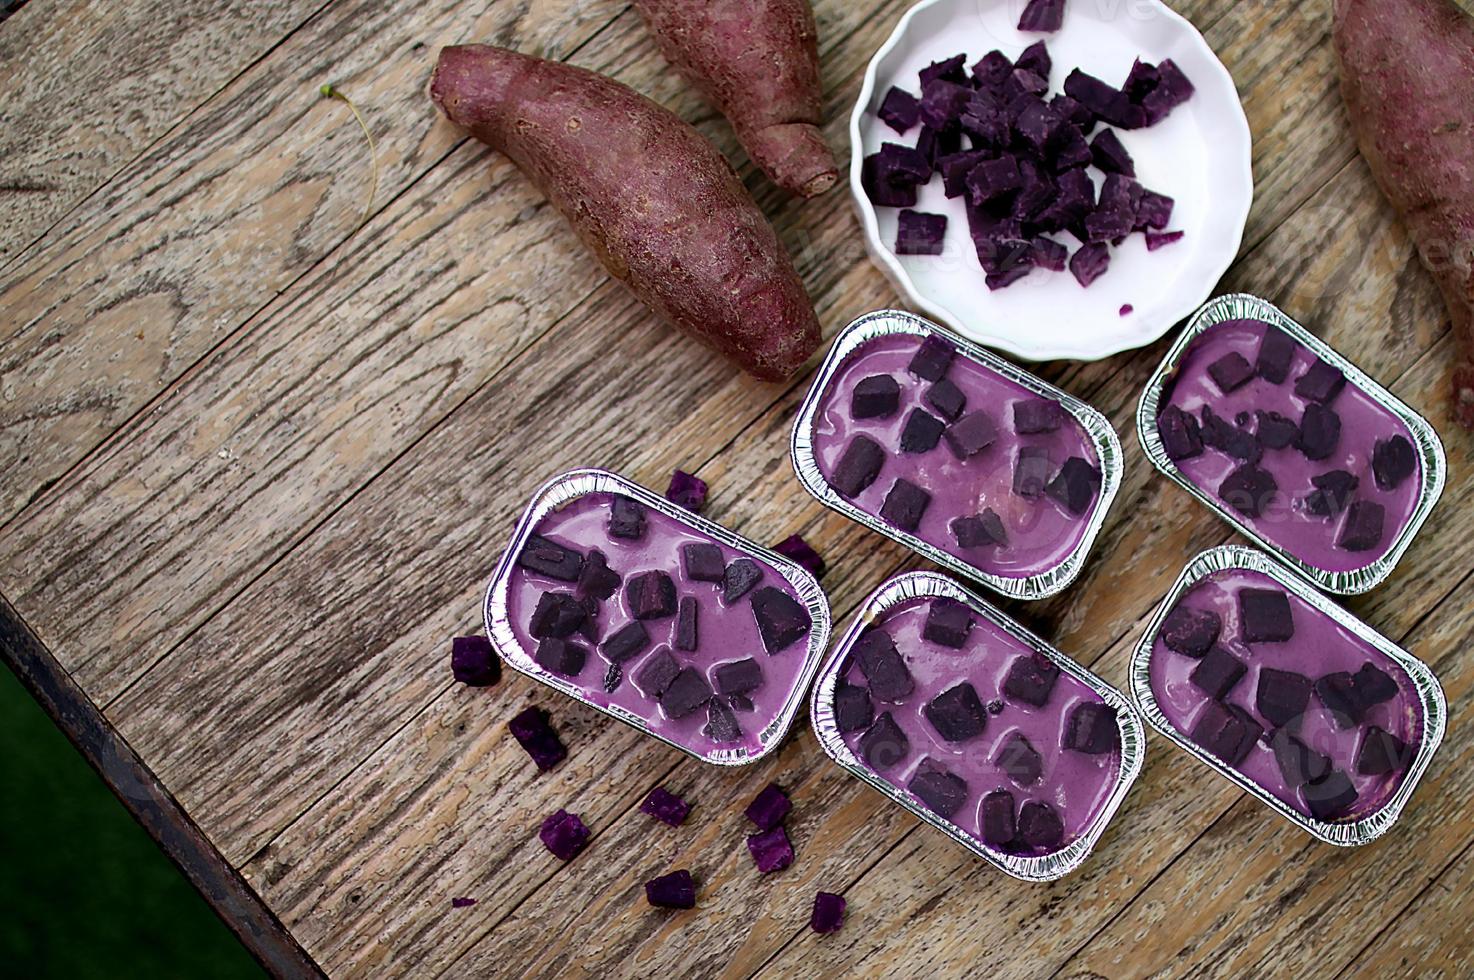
1334,0 -> 1474,426
430,45 -> 820,382
633,0 -> 838,198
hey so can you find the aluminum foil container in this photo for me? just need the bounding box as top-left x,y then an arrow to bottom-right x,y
1131,544 -> 1447,846
791,310 -> 1123,601
1136,292 -> 1447,595
484,468 -> 832,766
810,570 -> 1146,881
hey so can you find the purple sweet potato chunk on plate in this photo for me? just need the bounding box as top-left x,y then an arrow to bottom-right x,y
1063,69 -> 1144,129
919,53 -> 968,87
747,825 -> 795,873
877,142 -> 932,186
960,93 -> 1009,150
451,635 -> 501,687
539,809 -> 590,861
641,786 -> 692,827
1030,237 -> 1068,272
896,209 -> 948,256
1069,241 -> 1110,287
919,79 -> 974,131
939,151 -> 987,198
775,533 -> 826,578
508,706 -> 566,771
1051,93 -> 1094,130
1135,189 -> 1174,230
966,156 -> 1023,205
1016,40 -> 1051,78
1144,229 -> 1184,250
1005,68 -> 1049,101
1017,0 -> 1066,33
908,761 -> 969,818
1047,125 -> 1093,174
645,869 -> 696,909
1141,58 -> 1195,124
1123,58 -> 1161,101
1089,128 -> 1134,176
745,783 -> 792,831
665,470 -> 708,512
972,50 -> 1013,88
879,86 -> 921,133
861,154 -> 919,209
810,892 -> 846,934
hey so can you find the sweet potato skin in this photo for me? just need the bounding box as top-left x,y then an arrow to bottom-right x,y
1333,0 -> 1474,426
633,0 -> 837,198
430,45 -> 820,382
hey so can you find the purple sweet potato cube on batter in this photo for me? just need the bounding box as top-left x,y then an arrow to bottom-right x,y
1239,588 -> 1294,643
1373,435 -> 1417,491
1271,728 -> 1332,787
508,706 -> 566,771
635,646 -> 682,699
601,620 -> 651,664
1256,329 -> 1295,384
1356,726 -> 1409,776
722,558 -> 763,604
609,495 -> 647,540
1337,500 -> 1386,552
922,598 -> 973,649
944,411 -> 998,460
1013,445 -> 1054,499
539,809 -> 590,861
1294,360 -> 1346,404
747,825 -> 794,873
1303,470 -> 1358,519
576,548 -> 621,601
535,637 -> 588,677
1158,405 -> 1203,461
1208,352 -> 1256,394
996,732 -> 1044,785
925,379 -> 967,422
834,682 -> 874,734
1219,463 -> 1278,518
714,658 -> 763,697
1160,605 -> 1221,658
1045,456 -> 1101,515
1303,770 -> 1358,821
852,375 -> 901,419
900,408 -> 946,454
751,587 -> 812,653
1003,653 -> 1060,707
1200,406 -> 1262,463
810,892 -> 846,934
680,543 -> 726,583
704,698 -> 742,742
880,478 -> 932,533
858,711 -> 910,769
908,761 -> 969,819
1190,646 -> 1246,700
924,682 -> 988,742
1315,671 -> 1365,728
855,629 -> 914,702
518,535 -> 584,581
661,666 -> 712,719
641,786 -> 692,827
627,571 -> 677,620
831,436 -> 886,497
1296,403 -> 1341,461
879,86 -> 922,133
981,790 -> 1017,847
1190,700 -> 1261,766
675,596 -> 698,651
645,869 -> 696,909
1017,801 -> 1064,851
451,635 -> 500,687
1256,667 -> 1313,728
951,509 -> 1007,548
1255,411 -> 1299,451
1063,702 -> 1118,754
1354,663 -> 1400,706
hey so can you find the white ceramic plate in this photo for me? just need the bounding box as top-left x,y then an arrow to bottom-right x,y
849,0 -> 1253,362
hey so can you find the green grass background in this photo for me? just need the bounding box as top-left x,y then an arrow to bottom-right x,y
0,665 -> 263,977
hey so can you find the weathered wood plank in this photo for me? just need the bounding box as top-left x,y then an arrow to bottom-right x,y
1337,841 -> 1474,979
0,0 -> 327,264
0,0 -> 625,523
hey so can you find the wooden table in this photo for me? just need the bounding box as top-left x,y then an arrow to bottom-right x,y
3,0 -> 1471,976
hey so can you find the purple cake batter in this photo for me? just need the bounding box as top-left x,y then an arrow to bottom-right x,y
834,597 -> 1122,856
506,492 -> 813,757
1157,318 -> 1421,573
811,331 -> 1103,580
1149,567 -> 1423,822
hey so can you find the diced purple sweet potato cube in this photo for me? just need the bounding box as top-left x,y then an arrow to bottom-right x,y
626,571 -> 677,620
1017,0 -> 1066,33
1063,69 -> 1145,129
996,732 -> 1044,785
680,543 -> 726,583
721,557 -> 764,604
951,509 -> 1007,548
1063,702 -> 1118,754
535,637 -> 588,677
730,694 -> 754,712
576,548 -> 621,601
880,478 -> 932,533
645,869 -> 696,909
751,587 -> 812,654
939,151 -> 988,198
1014,100 -> 1064,155
1303,770 -> 1358,822
1294,360 -> 1347,404
1373,435 -> 1417,491
641,786 -> 691,827
1013,399 -> 1064,435
858,711 -> 910,768
919,79 -> 974,131
981,790 -> 1017,847
508,706 -> 566,771
747,825 -> 794,873
1017,40 -> 1051,77
921,124 -> 964,166
601,620 -> 651,664
665,470 -> 707,512
1141,58 -> 1195,124
635,646 -> 682,699
1004,68 -> 1049,101
1090,128 -> 1135,176
966,156 -> 1022,205
714,658 -> 763,697
675,596 -> 698,651
1256,667 -> 1313,727
1315,671 -> 1365,728
1051,93 -> 1095,131
1144,229 -> 1184,250
900,408 -> 946,454
1158,404 -> 1204,461
922,598 -> 973,649
1030,237 -> 1069,272
877,142 -> 932,186
960,93 -> 1010,150
1356,726 -> 1409,776
1200,405 -> 1263,463
1047,126 -> 1094,175
977,238 -> 1035,286
920,379 -> 966,423
972,50 -> 1013,88
985,264 -> 1033,291
1296,403 -> 1341,461
451,635 -> 501,687
1069,241 -> 1110,287
704,697 -> 742,742
1337,500 -> 1385,552
1135,189 -> 1174,230
830,435 -> 886,498
1271,728 -> 1332,787
1190,700 -> 1261,765
1255,411 -> 1299,451
944,411 -> 998,460
539,809 -> 590,861
919,53 -> 968,87
518,535 -> 584,581
1218,463 -> 1278,518
909,761 -> 969,819
1239,587 -> 1294,643
861,154 -> 919,208
834,681 -> 874,734
1045,456 -> 1101,515
1304,469 -> 1358,518
775,533 -> 826,579
1012,170 -> 1057,223
851,375 -> 900,420
1207,352 -> 1256,394
1003,653 -> 1060,707
879,86 -> 922,133
609,495 -> 646,540
1017,801 -> 1064,851
896,209 -> 948,256
1161,605 -> 1221,658
1123,58 -> 1161,101
810,892 -> 846,935
909,335 -> 956,381
1190,646 -> 1246,700
855,629 -> 913,702
1013,445 -> 1053,499
1354,663 -> 1400,705
661,666 -> 712,719
924,682 -> 988,742
1084,206 -> 1133,245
